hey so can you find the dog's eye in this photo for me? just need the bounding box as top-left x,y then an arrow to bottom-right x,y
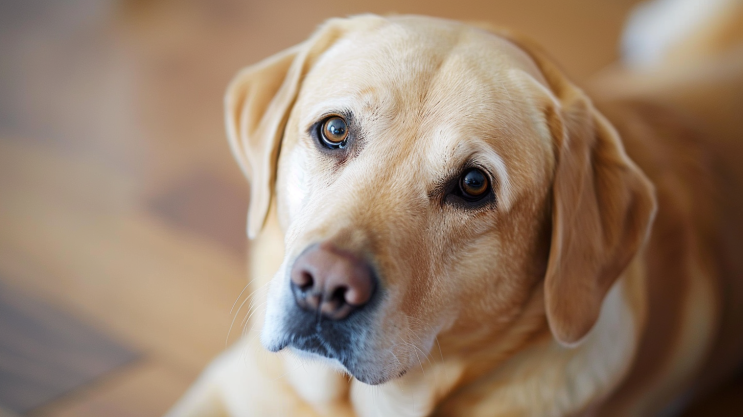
319,116 -> 349,148
440,167 -> 493,209
459,169 -> 489,200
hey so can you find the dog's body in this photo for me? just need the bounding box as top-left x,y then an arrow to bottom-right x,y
168,4 -> 743,416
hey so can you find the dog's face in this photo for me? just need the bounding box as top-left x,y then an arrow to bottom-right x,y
226,15 -> 655,385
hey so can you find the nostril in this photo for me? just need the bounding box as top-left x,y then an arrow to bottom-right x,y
297,271 -> 314,292
329,286 -> 348,305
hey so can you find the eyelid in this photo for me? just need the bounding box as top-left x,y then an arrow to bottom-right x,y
305,110 -> 353,136
303,103 -> 354,131
471,153 -> 511,211
464,162 -> 494,185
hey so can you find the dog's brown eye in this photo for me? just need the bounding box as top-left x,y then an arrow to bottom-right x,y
321,116 -> 348,147
460,169 -> 489,198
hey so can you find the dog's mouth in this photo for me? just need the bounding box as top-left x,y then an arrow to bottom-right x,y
270,339 -> 386,385
270,323 -> 353,361
264,292 -> 400,385
287,333 -> 346,359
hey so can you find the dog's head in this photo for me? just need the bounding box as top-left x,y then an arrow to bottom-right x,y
226,15 -> 656,385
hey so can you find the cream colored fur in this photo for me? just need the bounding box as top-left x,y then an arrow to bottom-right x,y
166,12 -> 743,417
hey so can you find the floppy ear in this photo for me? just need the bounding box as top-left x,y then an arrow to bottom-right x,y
544,93 -> 656,345
500,33 -> 657,345
225,19 -> 356,238
490,33 -> 656,347
541,81 -> 657,346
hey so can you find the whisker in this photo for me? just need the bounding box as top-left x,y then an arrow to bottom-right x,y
242,300 -> 269,336
229,280 -> 253,314
435,336 -> 444,363
226,280 -> 271,344
226,295 -> 252,345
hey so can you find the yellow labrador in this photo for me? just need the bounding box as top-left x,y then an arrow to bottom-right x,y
168,12 -> 743,417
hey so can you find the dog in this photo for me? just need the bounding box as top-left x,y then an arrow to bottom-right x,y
168,4 -> 743,417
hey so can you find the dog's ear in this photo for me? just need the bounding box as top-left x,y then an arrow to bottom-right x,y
225,18 -> 361,238
504,37 -> 657,346
545,95 -> 656,346
527,53 -> 657,346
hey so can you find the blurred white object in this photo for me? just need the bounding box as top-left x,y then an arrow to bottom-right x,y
622,0 -> 739,68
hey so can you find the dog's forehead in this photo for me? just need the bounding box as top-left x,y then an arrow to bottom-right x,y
300,19 -> 550,140
305,19 -> 546,105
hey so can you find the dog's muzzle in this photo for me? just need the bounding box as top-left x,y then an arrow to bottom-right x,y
267,241 -> 382,382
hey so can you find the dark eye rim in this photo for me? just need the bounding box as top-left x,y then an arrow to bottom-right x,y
315,114 -> 351,150
438,165 -> 496,210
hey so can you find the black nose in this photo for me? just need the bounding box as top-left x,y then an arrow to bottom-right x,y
290,242 -> 376,320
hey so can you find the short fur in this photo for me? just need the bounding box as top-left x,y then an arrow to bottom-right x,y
167,13 -> 743,417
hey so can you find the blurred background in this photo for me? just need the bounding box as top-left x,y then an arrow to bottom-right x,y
0,0 -> 740,416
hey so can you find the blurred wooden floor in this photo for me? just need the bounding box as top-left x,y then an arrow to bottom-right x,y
1,0 -> 741,416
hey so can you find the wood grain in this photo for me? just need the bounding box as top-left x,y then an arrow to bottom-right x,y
0,283 -> 138,413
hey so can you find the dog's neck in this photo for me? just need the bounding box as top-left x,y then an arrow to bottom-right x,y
434,265 -> 644,417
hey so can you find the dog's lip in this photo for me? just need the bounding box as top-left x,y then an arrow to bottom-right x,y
265,338 -> 404,385
287,333 -> 339,359
288,341 -> 402,385
268,337 -> 396,385
265,331 -> 330,355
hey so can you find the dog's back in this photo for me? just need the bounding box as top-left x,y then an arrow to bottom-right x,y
590,0 -> 743,413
